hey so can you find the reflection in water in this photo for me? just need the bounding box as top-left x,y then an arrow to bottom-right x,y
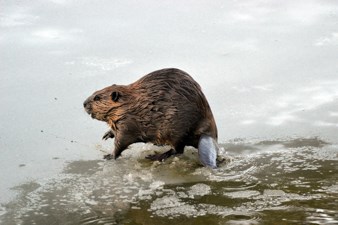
1,138 -> 337,224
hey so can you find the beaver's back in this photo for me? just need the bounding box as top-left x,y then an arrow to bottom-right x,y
128,68 -> 217,147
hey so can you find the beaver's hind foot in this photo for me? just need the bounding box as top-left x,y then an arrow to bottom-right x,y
146,149 -> 176,162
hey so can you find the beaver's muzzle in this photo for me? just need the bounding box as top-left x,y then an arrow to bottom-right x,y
83,98 -> 92,115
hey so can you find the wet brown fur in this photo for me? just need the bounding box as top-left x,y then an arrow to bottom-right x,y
84,68 -> 217,159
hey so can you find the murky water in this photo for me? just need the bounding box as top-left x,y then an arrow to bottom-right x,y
1,138 -> 337,224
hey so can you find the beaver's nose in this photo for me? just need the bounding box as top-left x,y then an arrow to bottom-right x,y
83,98 -> 90,108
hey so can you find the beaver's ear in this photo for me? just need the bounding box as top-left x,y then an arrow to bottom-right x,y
111,91 -> 120,102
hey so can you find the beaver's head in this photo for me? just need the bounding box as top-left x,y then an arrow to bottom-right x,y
83,84 -> 130,123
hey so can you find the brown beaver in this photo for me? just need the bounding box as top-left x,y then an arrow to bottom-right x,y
83,68 -> 219,168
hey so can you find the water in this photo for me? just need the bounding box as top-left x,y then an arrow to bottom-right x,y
1,0 -> 338,224
1,139 -> 337,224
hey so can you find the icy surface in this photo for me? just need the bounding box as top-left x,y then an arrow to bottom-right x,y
1,0 -> 338,224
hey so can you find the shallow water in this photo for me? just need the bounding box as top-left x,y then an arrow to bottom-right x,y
1,138 -> 337,225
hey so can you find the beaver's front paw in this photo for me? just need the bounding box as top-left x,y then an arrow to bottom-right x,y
102,130 -> 114,140
103,154 -> 113,160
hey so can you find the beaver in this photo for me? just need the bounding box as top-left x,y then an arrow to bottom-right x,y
83,68 -> 219,168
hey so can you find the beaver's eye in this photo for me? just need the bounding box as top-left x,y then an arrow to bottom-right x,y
111,91 -> 119,102
93,95 -> 101,101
